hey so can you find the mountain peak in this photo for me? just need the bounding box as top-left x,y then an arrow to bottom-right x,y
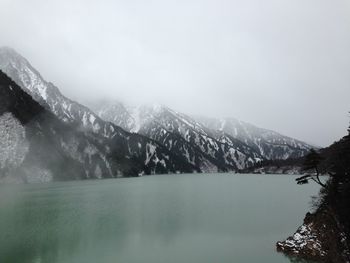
0,46 -> 28,65
0,47 -> 39,78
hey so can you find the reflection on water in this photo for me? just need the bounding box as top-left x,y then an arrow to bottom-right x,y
0,174 -> 321,263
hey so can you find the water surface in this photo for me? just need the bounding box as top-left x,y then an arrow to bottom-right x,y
0,174 -> 321,263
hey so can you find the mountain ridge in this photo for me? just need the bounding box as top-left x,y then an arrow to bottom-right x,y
0,48 -> 203,181
91,101 -> 267,171
0,46 -> 315,179
91,99 -> 314,165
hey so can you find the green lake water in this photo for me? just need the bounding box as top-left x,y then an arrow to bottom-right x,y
0,174 -> 321,263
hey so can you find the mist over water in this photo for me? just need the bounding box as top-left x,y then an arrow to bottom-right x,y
0,174 -> 321,263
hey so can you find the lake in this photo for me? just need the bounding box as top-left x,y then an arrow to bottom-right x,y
0,174 -> 321,263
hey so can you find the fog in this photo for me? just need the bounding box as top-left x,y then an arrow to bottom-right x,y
0,0 -> 349,146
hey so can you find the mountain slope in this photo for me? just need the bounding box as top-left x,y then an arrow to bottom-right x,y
0,48 -> 198,179
92,102 -> 265,171
0,70 -> 129,182
92,100 -> 313,170
196,116 -> 314,160
0,47 -> 262,172
0,46 -> 313,175
0,47 -> 119,138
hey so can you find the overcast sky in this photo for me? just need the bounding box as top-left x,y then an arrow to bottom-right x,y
0,0 -> 349,146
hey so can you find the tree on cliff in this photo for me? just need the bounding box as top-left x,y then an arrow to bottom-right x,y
278,115 -> 350,262
304,117 -> 350,229
296,148 -> 325,187
296,115 -> 350,190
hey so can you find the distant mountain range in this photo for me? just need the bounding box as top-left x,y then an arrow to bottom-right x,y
90,100 -> 313,168
0,47 -> 314,182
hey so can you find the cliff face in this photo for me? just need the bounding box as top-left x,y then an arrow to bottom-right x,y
277,206 -> 350,263
276,131 -> 350,263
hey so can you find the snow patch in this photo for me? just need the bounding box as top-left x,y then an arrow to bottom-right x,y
145,143 -> 157,165
0,113 -> 29,171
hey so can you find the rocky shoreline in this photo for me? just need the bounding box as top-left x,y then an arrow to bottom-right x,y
276,207 -> 350,263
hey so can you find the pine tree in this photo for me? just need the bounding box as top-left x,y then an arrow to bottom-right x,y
296,149 -> 325,186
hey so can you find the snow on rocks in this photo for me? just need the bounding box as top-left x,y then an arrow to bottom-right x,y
276,222 -> 326,258
277,209 -> 350,263
0,112 -> 29,171
145,143 -> 157,165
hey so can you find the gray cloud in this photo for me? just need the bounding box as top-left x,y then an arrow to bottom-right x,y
0,0 -> 349,146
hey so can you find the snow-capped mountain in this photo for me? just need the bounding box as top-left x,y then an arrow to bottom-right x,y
0,47 -> 119,137
0,46 -> 314,179
92,102 -> 265,171
0,70 -> 199,182
0,46 -> 261,173
89,100 -> 137,132
0,48 -> 202,179
92,100 -> 314,169
196,117 -> 314,160
0,70 -> 115,182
